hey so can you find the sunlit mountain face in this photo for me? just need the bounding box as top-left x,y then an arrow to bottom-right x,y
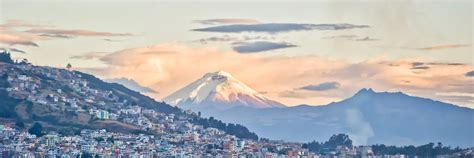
163,71 -> 285,109
0,0 -> 473,157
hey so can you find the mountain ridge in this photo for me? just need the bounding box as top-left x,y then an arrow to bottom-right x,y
186,87 -> 474,147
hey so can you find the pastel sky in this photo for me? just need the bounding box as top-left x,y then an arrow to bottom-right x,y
1,0 -> 473,107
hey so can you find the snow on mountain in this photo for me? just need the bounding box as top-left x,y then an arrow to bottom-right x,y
162,71 -> 285,109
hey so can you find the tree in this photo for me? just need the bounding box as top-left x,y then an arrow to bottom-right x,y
326,134 -> 353,148
66,63 -> 72,70
0,51 -> 14,64
28,122 -> 44,137
303,134 -> 353,153
18,59 -> 30,65
15,119 -> 25,128
82,152 -> 92,158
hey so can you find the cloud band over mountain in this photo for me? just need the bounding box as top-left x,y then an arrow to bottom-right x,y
299,82 -> 341,91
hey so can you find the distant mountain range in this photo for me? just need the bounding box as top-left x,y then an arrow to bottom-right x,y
164,71 -> 474,147
105,77 -> 157,93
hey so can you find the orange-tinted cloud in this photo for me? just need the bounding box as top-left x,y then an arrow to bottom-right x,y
0,20 -> 133,48
0,31 -> 43,47
79,43 -> 474,107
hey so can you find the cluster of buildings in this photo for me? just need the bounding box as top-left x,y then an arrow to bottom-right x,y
3,63 -> 110,115
0,124 -> 317,157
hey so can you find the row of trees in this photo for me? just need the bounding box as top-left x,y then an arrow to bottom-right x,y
0,51 -> 14,64
371,143 -> 464,157
303,134 -> 465,156
190,116 -> 259,140
0,51 -> 30,65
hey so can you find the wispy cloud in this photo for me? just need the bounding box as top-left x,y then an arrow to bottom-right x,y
416,44 -> 470,51
39,33 -> 74,39
410,66 -> 430,70
466,71 -> 474,77
102,38 -> 125,42
278,90 -> 309,99
409,62 -> 466,70
192,23 -> 369,34
232,41 -> 296,53
0,20 -> 135,47
322,35 -> 358,40
0,47 -> 26,54
299,82 -> 341,91
194,19 -> 260,25
355,36 -> 379,41
27,28 -> 133,37
195,35 -> 276,44
322,35 -> 379,42
0,20 -> 49,29
0,32 -> 41,47
195,35 -> 238,44
70,51 -> 109,60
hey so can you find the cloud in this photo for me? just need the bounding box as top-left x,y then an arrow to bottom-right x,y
409,62 -> 467,70
436,92 -> 474,98
322,35 -> 379,42
27,28 -> 133,37
355,36 -> 379,41
192,23 -> 369,34
232,41 -> 296,53
278,90 -> 310,99
299,82 -> 341,91
102,38 -> 124,42
0,32 -> 41,47
195,35 -> 238,44
106,77 -> 157,93
0,47 -> 26,54
416,44 -> 470,51
70,51 -> 109,60
39,33 -> 74,39
466,71 -> 474,77
195,35 -> 276,45
411,66 -> 430,70
78,43 -> 474,108
411,62 -> 424,67
194,19 -> 260,25
322,35 -> 358,40
0,20 -> 134,47
0,20 -> 49,29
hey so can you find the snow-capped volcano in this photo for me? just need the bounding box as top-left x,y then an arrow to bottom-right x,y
163,71 -> 285,109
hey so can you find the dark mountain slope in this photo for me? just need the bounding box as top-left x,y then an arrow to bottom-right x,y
192,88 -> 474,147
